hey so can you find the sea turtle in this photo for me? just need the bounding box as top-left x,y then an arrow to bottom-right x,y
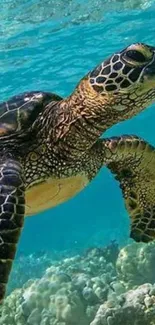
1,42 -> 155,304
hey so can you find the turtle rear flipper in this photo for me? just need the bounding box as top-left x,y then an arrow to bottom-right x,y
0,157 -> 25,304
104,136 -> 155,243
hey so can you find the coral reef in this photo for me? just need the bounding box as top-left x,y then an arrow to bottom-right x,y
8,251 -> 54,295
91,283 -> 155,325
117,242 -> 155,289
1,241 -> 155,325
0,245 -> 118,325
8,248 -> 84,295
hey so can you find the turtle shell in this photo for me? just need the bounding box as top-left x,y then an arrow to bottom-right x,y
0,91 -> 62,137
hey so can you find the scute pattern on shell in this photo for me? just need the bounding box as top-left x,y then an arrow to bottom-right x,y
0,91 -> 62,137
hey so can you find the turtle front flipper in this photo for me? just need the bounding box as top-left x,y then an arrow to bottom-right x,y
99,136 -> 155,243
0,157 -> 25,304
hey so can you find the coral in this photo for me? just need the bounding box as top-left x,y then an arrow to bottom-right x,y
0,248 -> 116,325
116,242 -> 155,289
8,251 -> 58,295
84,241 -> 119,266
7,242 -> 119,297
90,283 -> 155,325
2,242 -> 155,324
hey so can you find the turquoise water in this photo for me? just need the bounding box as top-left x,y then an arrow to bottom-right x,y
2,1 -> 155,324
1,0 -> 155,254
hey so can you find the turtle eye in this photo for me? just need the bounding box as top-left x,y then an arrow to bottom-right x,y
125,50 -> 146,63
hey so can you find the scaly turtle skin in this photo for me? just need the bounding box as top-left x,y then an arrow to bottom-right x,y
1,42 -> 155,304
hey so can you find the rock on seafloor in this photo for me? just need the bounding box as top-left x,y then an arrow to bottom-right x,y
1,242 -> 155,325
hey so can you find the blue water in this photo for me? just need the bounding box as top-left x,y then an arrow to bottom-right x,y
1,0 -> 155,254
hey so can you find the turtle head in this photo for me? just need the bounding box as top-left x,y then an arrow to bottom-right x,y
89,43 -> 155,118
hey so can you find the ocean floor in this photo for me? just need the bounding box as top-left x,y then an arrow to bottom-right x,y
1,241 -> 155,325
